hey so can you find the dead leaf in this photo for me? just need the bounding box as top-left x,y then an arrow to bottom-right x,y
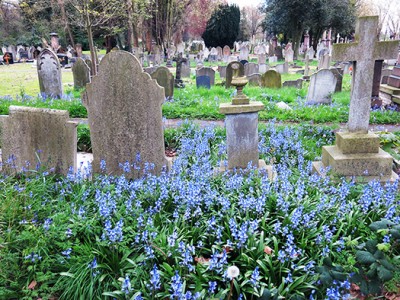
28,280 -> 37,290
264,246 -> 273,255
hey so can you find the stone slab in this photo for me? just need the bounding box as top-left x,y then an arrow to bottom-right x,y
392,66 -> 400,77
219,102 -> 265,114
380,84 -> 400,95
321,145 -> 393,177
312,161 -> 399,183
335,131 -> 380,154
387,75 -> 400,88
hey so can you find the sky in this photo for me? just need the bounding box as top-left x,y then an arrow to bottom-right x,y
228,0 -> 263,8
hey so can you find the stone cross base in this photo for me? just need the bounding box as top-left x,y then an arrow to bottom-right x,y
218,159 -> 276,181
312,131 -> 399,183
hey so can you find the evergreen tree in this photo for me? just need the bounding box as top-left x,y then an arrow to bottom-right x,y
202,4 -> 240,48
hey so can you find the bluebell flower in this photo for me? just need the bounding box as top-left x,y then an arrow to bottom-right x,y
121,275 -> 132,294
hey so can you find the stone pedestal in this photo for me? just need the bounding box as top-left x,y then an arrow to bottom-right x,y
312,131 -> 398,183
218,77 -> 274,180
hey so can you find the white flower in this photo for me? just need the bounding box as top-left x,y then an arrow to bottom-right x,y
226,265 -> 240,280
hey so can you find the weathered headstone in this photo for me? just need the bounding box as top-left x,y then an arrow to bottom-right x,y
151,66 -> 174,98
196,75 -> 211,89
72,58 -> 91,90
173,53 -> 187,88
274,46 -> 283,60
181,62 -> 191,78
268,55 -> 278,64
261,70 -> 281,88
259,64 -> 269,74
329,67 -> 344,92
196,67 -> 215,86
239,45 -> 249,61
37,49 -> 63,98
216,46 -> 223,61
225,61 -> 244,88
312,16 -> 399,183
244,62 -> 259,76
144,66 -> 157,75
247,73 -> 261,86
318,53 -> 331,69
223,45 -> 231,62
285,45 -> 294,63
218,65 -> 227,79
82,50 -> 170,178
306,47 -> 315,60
1,106 -> 77,175
283,79 -> 303,89
275,62 -> 288,74
306,69 -> 337,104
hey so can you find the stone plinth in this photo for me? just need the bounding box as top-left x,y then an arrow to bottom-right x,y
312,131 -> 398,183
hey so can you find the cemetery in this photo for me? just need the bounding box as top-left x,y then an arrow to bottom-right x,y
0,1 -> 400,299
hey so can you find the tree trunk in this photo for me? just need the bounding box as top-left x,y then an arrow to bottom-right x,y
293,29 -> 302,60
86,15 -> 97,75
126,0 -> 135,52
58,0 -> 75,47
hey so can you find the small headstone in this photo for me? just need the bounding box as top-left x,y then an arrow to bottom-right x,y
329,67 -> 344,92
239,45 -> 249,60
82,50 -> 170,178
247,73 -> 261,86
181,63 -> 191,78
225,61 -> 244,88
258,53 -> 266,64
218,65 -> 227,79
275,62 -> 288,74
306,69 -> 337,104
268,55 -> 278,64
306,47 -> 315,60
1,106 -> 77,175
283,79 -> 303,89
216,46 -> 223,61
196,67 -> 215,86
285,45 -> 294,63
244,62 -> 259,76
196,75 -> 211,89
261,70 -> 281,88
259,64 -> 269,74
37,49 -> 63,98
151,66 -> 174,98
72,58 -> 91,90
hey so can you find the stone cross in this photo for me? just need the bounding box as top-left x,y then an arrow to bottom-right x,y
332,16 -> 398,133
173,53 -> 187,87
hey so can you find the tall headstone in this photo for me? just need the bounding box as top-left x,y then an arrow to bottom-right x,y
82,50 -> 170,178
285,45 -> 294,63
72,58 -> 91,90
1,106 -> 77,175
225,61 -> 244,88
261,70 -> 281,88
174,53 -> 187,88
37,49 -> 63,98
312,16 -> 399,183
223,46 -> 231,63
306,69 -> 337,104
216,46 -> 223,61
196,67 -> 215,86
151,66 -> 175,98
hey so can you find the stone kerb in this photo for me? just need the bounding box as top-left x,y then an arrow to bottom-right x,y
1,106 -> 77,175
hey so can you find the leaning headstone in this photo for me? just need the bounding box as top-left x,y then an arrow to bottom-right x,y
196,75 -> 211,89
261,70 -> 281,88
244,62 -> 259,76
247,73 -> 261,86
1,106 -> 77,175
313,16 -> 399,183
72,58 -> 91,90
151,66 -> 174,98
306,69 -> 337,104
37,49 -> 63,98
225,61 -> 244,88
82,50 -> 170,178
196,67 -> 215,86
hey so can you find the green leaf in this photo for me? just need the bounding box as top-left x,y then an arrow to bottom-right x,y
369,219 -> 394,231
365,240 -> 378,253
377,243 -> 390,252
356,251 -> 376,264
322,257 -> 333,267
377,266 -> 393,282
259,288 -> 272,300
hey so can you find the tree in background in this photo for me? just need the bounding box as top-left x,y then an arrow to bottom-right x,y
0,1 -> 25,45
261,0 -> 356,58
237,7 -> 250,41
237,6 -> 264,41
202,4 -> 240,48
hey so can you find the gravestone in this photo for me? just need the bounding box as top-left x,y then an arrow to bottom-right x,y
261,70 -> 281,88
306,47 -> 315,60
303,56 -> 311,79
329,67 -> 344,92
72,58 -> 91,90
283,79 -> 303,89
174,53 -> 187,87
37,49 -> 63,98
1,106 -> 77,175
2,52 -> 13,64
274,46 -> 283,60
196,75 -> 211,89
259,64 -> 269,74
82,50 -> 170,178
210,47 -> 218,61
218,65 -> 227,79
216,46 -> 223,61
244,62 -> 259,76
312,16 -> 399,183
239,45 -> 249,61
269,55 -> 278,64
196,67 -> 215,86
144,66 -> 157,75
285,45 -> 294,63
225,61 -> 244,88
223,45 -> 231,62
181,62 -> 191,78
275,62 -> 288,74
258,53 -> 266,65
151,66 -> 174,98
247,73 -> 261,86
318,53 -> 331,69
306,69 -> 337,104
